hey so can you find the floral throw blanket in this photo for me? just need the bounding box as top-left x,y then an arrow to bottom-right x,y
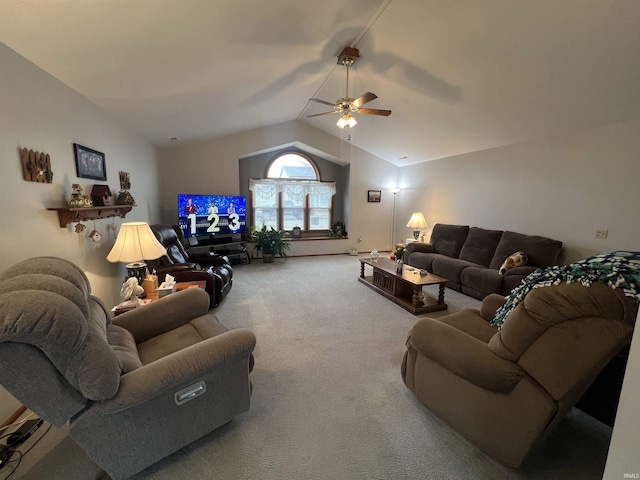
491,251 -> 640,328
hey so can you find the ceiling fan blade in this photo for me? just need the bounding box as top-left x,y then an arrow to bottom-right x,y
309,98 -> 337,107
306,111 -> 338,118
357,107 -> 392,116
352,92 -> 377,107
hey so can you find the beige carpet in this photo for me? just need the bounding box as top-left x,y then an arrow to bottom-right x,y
18,255 -> 612,479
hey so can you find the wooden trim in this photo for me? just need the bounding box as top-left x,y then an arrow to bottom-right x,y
47,205 -> 133,227
0,405 -> 27,430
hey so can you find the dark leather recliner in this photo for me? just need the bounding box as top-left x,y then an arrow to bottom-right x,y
148,224 -> 233,307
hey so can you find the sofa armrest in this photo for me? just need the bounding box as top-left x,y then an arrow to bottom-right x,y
92,328 -> 256,412
188,251 -> 231,267
113,288 -> 210,343
154,263 -> 199,277
503,266 -> 537,277
405,242 -> 434,255
501,266 -> 539,295
480,294 -> 507,321
408,317 -> 524,393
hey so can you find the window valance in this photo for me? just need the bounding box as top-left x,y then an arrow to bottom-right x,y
249,179 -> 336,202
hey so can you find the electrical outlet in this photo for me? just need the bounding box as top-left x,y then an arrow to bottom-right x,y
595,229 -> 608,239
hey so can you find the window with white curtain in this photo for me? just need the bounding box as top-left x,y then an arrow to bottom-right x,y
249,153 -> 335,232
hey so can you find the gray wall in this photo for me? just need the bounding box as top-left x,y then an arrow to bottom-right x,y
396,118 -> 640,263
0,42 -> 160,422
157,121 -> 398,256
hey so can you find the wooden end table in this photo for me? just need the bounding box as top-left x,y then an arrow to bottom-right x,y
358,258 -> 448,315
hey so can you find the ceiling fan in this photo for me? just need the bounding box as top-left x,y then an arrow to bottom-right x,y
307,46 -> 391,128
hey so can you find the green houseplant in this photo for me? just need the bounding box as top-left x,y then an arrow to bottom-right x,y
251,223 -> 291,263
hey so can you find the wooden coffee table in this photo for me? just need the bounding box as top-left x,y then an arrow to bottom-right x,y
358,258 -> 448,315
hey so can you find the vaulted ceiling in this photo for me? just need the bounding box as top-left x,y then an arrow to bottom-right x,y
1,0 -> 639,166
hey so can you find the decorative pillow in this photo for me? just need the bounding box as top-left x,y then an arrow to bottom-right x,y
499,251 -> 528,274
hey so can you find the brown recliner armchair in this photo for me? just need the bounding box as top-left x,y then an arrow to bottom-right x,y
402,281 -> 638,468
148,224 -> 233,307
0,257 -> 255,479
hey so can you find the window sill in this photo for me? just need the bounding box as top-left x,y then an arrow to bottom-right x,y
289,235 -> 348,241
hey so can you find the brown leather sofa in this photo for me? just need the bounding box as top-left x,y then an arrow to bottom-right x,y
402,281 -> 638,467
148,224 -> 233,307
404,224 -> 563,300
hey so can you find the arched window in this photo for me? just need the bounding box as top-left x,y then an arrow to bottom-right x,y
249,152 -> 335,233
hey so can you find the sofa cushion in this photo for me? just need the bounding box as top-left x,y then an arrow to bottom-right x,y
407,252 -> 440,271
430,224 -> 470,258
489,231 -> 562,270
431,257 -> 480,285
459,227 -> 504,267
461,267 -> 505,301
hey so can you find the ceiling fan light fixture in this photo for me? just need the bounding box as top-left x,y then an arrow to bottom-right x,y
337,114 -> 357,129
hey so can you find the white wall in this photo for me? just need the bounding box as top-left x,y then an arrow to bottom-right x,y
395,117 -> 640,475
396,118 -> 640,263
604,310 -> 640,478
0,43 -> 160,420
157,120 -> 399,256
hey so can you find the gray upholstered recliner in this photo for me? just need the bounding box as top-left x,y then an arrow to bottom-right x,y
402,280 -> 637,467
0,257 -> 256,479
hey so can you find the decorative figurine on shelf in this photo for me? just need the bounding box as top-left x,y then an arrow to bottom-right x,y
69,184 -> 93,207
330,221 -> 347,238
91,185 -> 113,206
116,190 -> 136,205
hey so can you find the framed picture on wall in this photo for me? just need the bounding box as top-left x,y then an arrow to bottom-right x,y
74,143 -> 107,181
368,190 -> 381,203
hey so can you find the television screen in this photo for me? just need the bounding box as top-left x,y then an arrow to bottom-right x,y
177,194 -> 247,237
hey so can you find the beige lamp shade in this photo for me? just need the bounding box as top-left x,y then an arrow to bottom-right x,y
106,222 -> 166,263
406,212 -> 428,240
406,212 -> 428,229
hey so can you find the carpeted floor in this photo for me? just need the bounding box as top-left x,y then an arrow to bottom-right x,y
18,255 -> 612,479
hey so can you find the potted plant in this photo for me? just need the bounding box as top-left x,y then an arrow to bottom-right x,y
251,223 -> 291,263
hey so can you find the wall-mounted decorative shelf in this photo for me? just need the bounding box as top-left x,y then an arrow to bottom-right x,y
47,205 -> 133,228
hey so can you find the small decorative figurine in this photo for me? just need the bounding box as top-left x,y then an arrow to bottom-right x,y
88,230 -> 102,242
69,184 -> 93,207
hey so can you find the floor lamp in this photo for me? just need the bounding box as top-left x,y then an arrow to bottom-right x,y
390,188 -> 400,250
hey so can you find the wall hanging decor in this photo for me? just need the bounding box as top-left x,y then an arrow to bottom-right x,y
116,171 -> 136,205
368,190 -> 381,203
20,148 -> 54,183
74,143 -> 106,180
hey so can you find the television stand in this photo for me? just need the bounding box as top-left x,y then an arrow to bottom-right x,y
188,235 -> 250,265
210,241 -> 251,265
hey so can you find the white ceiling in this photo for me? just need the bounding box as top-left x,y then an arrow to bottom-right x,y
1,0 -> 639,166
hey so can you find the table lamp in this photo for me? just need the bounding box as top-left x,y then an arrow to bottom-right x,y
406,212 -> 428,240
106,222 -> 166,286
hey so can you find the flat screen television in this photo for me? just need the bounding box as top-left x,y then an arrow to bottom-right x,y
177,194 -> 247,237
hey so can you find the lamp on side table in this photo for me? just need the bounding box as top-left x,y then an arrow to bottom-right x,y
107,222 -> 167,293
406,212 -> 428,241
